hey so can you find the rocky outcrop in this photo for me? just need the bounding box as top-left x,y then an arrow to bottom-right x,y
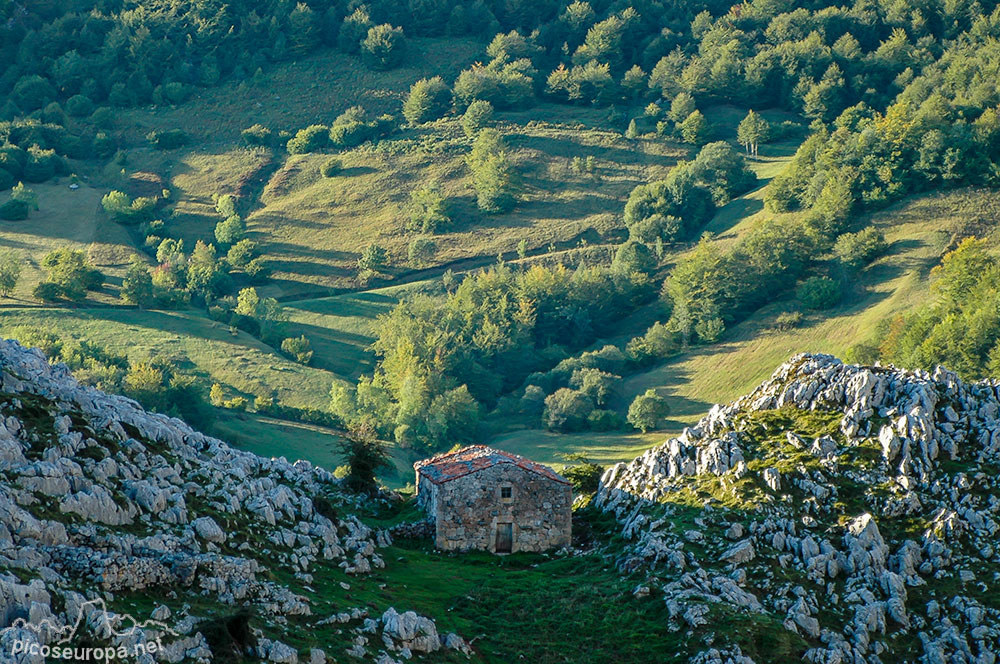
597,354 -> 1000,663
0,340 -> 399,662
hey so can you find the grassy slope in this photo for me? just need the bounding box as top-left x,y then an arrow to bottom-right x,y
0,182 -> 135,301
624,187 -> 991,424
0,307 -> 340,409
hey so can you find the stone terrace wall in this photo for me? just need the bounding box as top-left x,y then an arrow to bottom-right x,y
431,464 -> 571,553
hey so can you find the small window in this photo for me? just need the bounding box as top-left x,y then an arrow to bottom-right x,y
501,487 -> 512,499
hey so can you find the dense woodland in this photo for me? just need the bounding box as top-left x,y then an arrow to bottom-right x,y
2,0 -> 1000,454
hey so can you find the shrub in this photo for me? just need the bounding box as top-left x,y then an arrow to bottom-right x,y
796,276 -> 840,310
0,248 -> 23,296
679,110 -> 708,144
543,388 -> 593,432
337,423 -> 390,495
612,240 -> 656,275
33,281 -> 62,302
66,95 -> 94,118
560,453 -> 605,493
462,100 -> 494,138
361,24 -> 405,70
320,157 -> 342,177
287,124 -> 329,154
0,199 -> 29,220
24,147 -> 59,183
627,388 -> 669,432
408,237 -> 437,265
214,215 -> 245,245
0,168 -> 14,191
281,335 -> 314,364
773,311 -> 804,330
146,129 -> 188,150
241,124 -> 273,146
357,243 -> 388,272
408,185 -> 450,232
834,228 -> 889,269
403,77 -> 451,125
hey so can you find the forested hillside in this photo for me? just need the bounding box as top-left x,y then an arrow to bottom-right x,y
1,0 -> 1000,480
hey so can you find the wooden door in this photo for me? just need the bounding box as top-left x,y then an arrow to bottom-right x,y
495,522 -> 513,553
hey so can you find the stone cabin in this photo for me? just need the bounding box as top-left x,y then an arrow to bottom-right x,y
414,445 -> 572,554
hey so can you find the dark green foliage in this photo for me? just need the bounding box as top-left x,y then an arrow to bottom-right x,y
23,147 -> 60,183
32,281 -> 62,302
543,388 -> 593,431
454,59 -> 536,110
467,129 -> 514,213
328,107 -> 394,148
65,95 -> 94,118
691,142 -> 757,204
338,7 -> 373,54
0,198 -> 29,220
120,256 -> 154,307
408,185 -> 450,232
611,240 -> 656,275
359,262 -> 653,449
624,167 -> 714,243
796,276 -> 841,310
664,220 -> 814,342
560,453 -> 604,493
146,129 -> 188,150
242,124 -> 273,146
320,158 -> 341,177
338,423 -> 390,495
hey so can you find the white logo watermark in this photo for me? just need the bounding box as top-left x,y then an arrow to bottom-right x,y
2,598 -> 177,662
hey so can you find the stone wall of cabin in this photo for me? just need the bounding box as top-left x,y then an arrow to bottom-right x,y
425,464 -> 572,553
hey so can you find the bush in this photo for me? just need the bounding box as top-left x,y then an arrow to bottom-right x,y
462,100 -> 494,138
361,24 -> 405,70
403,77 -> 451,125
560,453 -> 605,493
23,147 -> 59,183
146,129 -> 188,150
320,157 -> 342,177
287,124 -> 329,154
773,311 -> 804,330
834,228 -> 889,269
66,95 -> 94,118
408,237 -> 437,265
214,216 -> 245,245
543,388 -> 593,432
241,124 -> 273,146
0,199 -> 30,220
587,409 -> 623,431
612,240 -> 656,275
627,388 -> 669,432
281,335 -> 314,364
679,110 -> 708,144
796,276 -> 840,310
408,185 -> 450,232
33,281 -> 62,302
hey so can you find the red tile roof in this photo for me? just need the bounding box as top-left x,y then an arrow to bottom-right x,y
414,445 -> 570,485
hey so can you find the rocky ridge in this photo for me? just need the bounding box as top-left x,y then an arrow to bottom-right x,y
0,340 -> 464,663
598,353 -> 1000,663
